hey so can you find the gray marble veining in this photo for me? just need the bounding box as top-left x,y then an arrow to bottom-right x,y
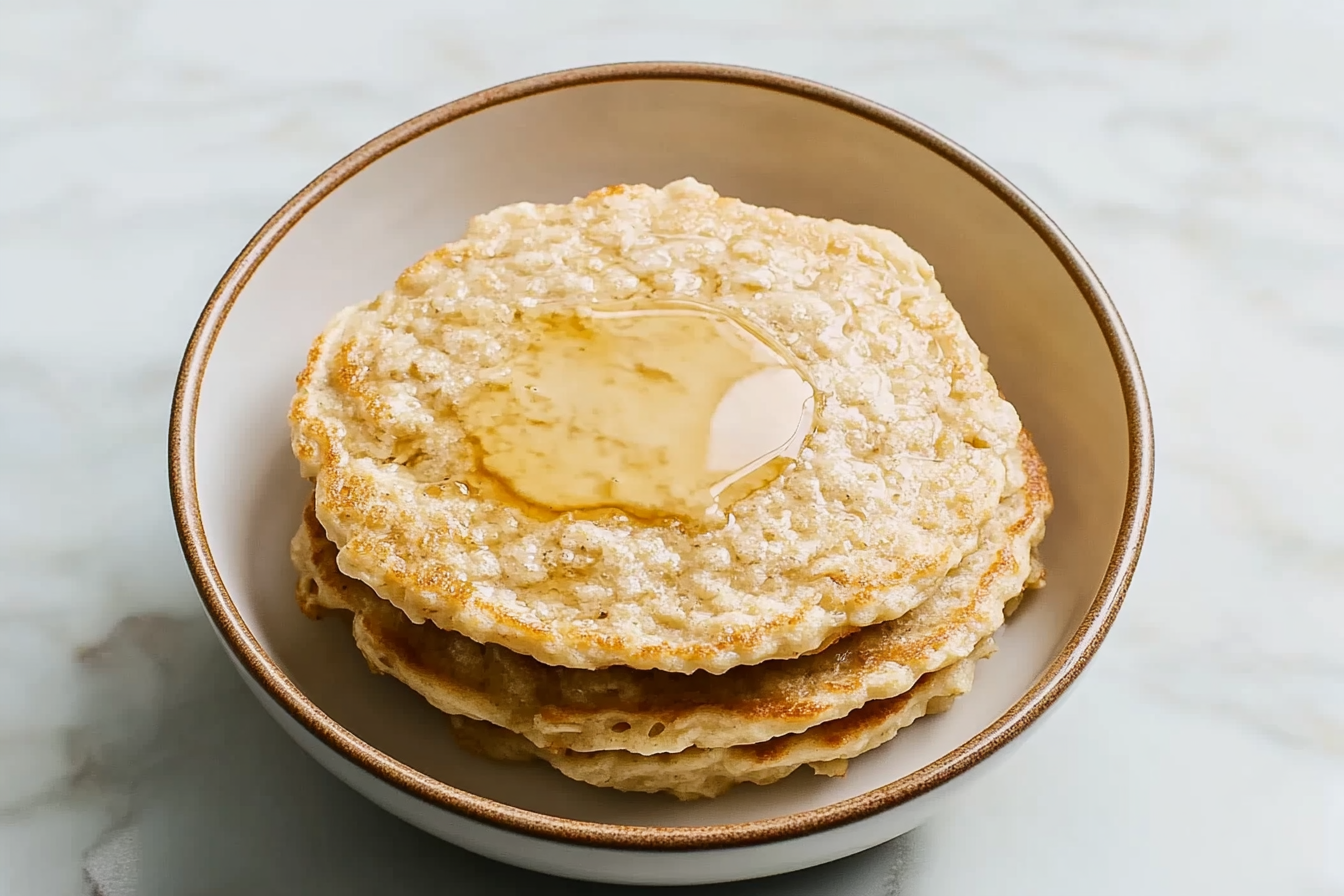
2,0 -> 1341,892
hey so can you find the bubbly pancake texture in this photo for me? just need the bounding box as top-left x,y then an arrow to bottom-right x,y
289,432 -> 1049,756
289,177 -> 1024,673
450,641 -> 994,800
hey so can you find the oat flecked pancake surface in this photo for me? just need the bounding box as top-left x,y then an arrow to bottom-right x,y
450,641 -> 996,801
289,177 -> 1026,673
290,433 -> 1049,756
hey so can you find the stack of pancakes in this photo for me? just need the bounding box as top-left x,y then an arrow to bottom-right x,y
287,180 -> 1052,800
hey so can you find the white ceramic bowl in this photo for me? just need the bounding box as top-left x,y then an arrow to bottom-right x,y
170,63 -> 1153,887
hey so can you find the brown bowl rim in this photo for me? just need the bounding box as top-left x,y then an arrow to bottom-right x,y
169,61 -> 1154,852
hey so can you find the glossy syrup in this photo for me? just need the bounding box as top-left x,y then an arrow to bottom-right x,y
455,298 -> 819,521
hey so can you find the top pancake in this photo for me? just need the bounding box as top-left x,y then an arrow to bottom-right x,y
289,177 -> 1024,673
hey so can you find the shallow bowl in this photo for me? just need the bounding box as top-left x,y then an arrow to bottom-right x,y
170,62 -> 1153,887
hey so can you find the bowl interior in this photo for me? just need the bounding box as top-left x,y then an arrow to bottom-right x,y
190,75 -> 1133,828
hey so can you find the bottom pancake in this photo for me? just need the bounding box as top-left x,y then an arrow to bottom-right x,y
449,639 -> 995,800
289,430 -> 1046,757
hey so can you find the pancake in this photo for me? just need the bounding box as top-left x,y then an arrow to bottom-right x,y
290,177 -> 1026,673
449,640 -> 994,800
289,432 -> 1049,756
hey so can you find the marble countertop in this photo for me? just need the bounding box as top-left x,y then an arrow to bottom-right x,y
4,0 -> 1342,892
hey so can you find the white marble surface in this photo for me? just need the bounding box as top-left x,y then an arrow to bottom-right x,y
3,0 -> 1343,892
